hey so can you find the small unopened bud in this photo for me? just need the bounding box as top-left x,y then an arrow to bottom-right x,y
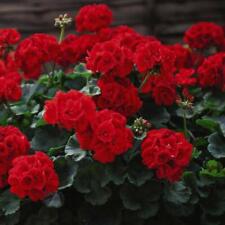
55,14 -> 72,28
132,117 -> 151,138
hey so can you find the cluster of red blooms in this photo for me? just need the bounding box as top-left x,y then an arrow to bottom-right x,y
1,3 -> 225,190
15,34 -> 58,79
198,53 -> 225,91
184,22 -> 225,50
44,90 -> 96,132
95,76 -> 142,118
0,126 -> 29,188
0,29 -> 22,102
75,4 -> 113,33
141,128 -> 193,182
133,40 -> 177,106
44,90 -> 133,163
56,34 -> 99,67
86,40 -> 133,78
8,152 -> 59,201
77,109 -> 133,163
0,28 -> 20,56
0,57 -> 22,102
0,126 -> 59,201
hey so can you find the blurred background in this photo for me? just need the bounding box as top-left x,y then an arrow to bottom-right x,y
0,0 -> 224,43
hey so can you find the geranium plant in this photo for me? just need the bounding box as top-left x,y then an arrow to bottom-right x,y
0,4 -> 225,225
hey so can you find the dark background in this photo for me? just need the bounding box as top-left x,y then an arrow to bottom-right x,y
0,0 -> 224,43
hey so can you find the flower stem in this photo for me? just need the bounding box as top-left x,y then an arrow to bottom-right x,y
59,26 -> 65,43
183,108 -> 188,138
4,102 -> 17,118
138,73 -> 151,92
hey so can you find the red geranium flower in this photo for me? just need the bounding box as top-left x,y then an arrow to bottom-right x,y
0,28 -> 21,46
0,126 -> 30,188
141,128 -> 193,182
175,68 -> 196,87
77,109 -> 133,163
184,22 -> 225,50
134,40 -> 175,75
8,152 -> 59,201
15,33 -> 59,79
197,53 -> 225,91
86,40 -> 133,78
168,44 -> 192,69
56,34 -> 99,67
0,58 -> 22,102
152,79 -> 177,106
95,76 -> 142,117
44,90 -> 96,132
75,4 -> 113,33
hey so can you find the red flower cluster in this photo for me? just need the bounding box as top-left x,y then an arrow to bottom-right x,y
44,90 -> 96,132
152,79 -> 177,106
175,68 -> 197,101
0,57 -> 22,102
57,34 -> 99,67
0,126 -> 29,188
0,28 -> 20,47
141,128 -> 193,182
86,40 -> 133,78
8,152 -> 59,201
98,25 -> 156,52
15,34 -> 58,79
77,109 -> 133,163
75,4 -> 113,33
134,40 -> 175,74
175,69 -> 196,87
95,76 -> 142,117
184,22 -> 225,50
133,40 -> 178,106
168,44 -> 192,70
197,53 -> 225,91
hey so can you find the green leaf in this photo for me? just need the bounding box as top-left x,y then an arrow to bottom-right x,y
203,91 -> 225,112
164,181 -> 192,205
65,135 -> 86,161
66,63 -> 92,86
43,193 -> 64,208
54,156 -> 78,190
208,132 -> 225,158
216,116 -> 225,137
120,182 -> 161,218
85,185 -> 112,206
105,159 -> 127,185
140,101 -> 170,128
74,63 -> 92,78
202,189 -> 225,216
127,159 -> 153,186
64,77 -> 86,90
31,125 -> 69,152
22,83 -> 40,103
196,118 -> 219,132
73,159 -> 111,205
200,160 -> 225,178
0,190 -> 20,216
31,110 -> 46,128
150,107 -> 170,128
81,84 -> 101,96
176,102 -> 204,119
192,148 -> 202,159
0,104 -> 9,125
25,207 -> 58,225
